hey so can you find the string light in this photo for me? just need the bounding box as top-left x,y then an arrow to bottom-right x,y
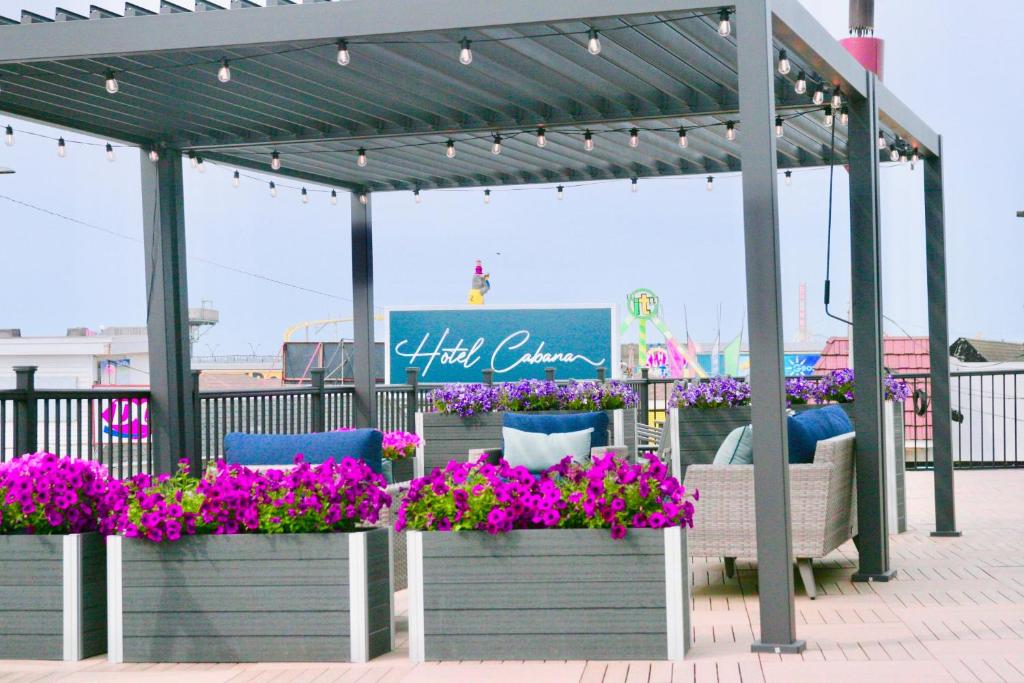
195,155 -> 205,172
831,87 -> 842,110
911,148 -> 920,165
269,181 -> 277,197
301,187 -> 309,203
795,71 -> 807,95
483,188 -> 491,204
359,191 -> 369,205
446,139 -> 456,158
784,170 -> 792,185
726,122 -> 736,141
4,125 -> 12,146
629,128 -> 639,148
718,9 -> 731,37
823,105 -> 834,128
217,59 -> 231,84
413,189 -> 422,203
459,39 -> 473,65
583,129 -> 594,151
57,137 -> 66,157
706,175 -> 714,191
878,131 -> 887,150
188,151 -> 198,168
889,145 -> 900,162
536,127 -> 547,148
556,185 -> 564,200
336,40 -> 350,66
777,49 -> 791,75
630,177 -> 638,193
271,151 -> 281,171
148,149 -> 159,162
357,148 -> 367,167
491,134 -> 503,155
812,85 -> 824,105
331,189 -> 338,205
232,170 -> 240,187
677,126 -> 688,148
105,143 -> 115,162
840,105 -> 849,127
775,116 -> 784,138
587,29 -> 602,55
104,70 -> 119,94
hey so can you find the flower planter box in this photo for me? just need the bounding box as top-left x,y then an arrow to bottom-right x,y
0,533 -> 106,661
383,456 -> 417,485
106,529 -> 392,663
406,528 -> 689,662
414,408 -> 638,478
670,401 -> 907,533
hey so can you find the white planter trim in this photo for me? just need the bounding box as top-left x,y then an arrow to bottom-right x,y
406,530 -> 426,663
612,409 -> 625,447
61,534 -> 81,662
414,412 -> 425,479
106,535 -> 123,664
669,407 -> 682,480
348,533 -> 369,663
663,526 -> 689,661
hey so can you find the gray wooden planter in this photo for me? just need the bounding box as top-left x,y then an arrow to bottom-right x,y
106,529 -> 392,663
384,457 -> 417,484
670,401 -> 907,533
415,408 -> 638,478
407,528 -> 689,662
0,533 -> 106,661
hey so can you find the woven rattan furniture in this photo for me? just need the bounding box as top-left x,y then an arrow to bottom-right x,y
682,433 -> 856,599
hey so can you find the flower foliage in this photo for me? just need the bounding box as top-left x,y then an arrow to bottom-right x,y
0,453 -> 121,535
109,455 -> 390,543
428,380 -> 639,417
669,377 -> 751,409
670,369 -> 912,408
395,452 -> 696,539
382,431 -> 421,461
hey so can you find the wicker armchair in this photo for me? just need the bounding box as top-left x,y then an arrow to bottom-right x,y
683,433 -> 856,599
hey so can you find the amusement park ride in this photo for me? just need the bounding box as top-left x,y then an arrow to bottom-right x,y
620,288 -> 707,379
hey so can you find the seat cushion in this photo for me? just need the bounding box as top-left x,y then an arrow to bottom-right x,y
502,411 -> 609,448
787,406 -> 854,464
502,426 -> 594,474
713,425 -> 753,465
224,429 -> 383,473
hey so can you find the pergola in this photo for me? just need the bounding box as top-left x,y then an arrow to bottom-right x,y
0,0 -> 958,653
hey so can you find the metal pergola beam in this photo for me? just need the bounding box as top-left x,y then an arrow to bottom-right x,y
350,191 -> 377,429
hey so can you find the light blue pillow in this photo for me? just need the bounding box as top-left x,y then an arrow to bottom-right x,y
502,426 -> 594,474
713,425 -> 753,465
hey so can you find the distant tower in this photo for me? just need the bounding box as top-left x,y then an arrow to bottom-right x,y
797,283 -> 809,342
188,300 -> 219,352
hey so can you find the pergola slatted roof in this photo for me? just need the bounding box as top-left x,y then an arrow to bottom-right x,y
0,0 -> 934,192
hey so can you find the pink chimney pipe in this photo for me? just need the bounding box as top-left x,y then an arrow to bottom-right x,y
840,0 -> 884,79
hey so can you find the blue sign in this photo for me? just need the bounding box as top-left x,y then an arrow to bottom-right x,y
387,306 -> 615,384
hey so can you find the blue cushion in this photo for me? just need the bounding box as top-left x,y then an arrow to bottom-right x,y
502,411 -> 610,448
223,429 -> 383,473
713,425 -> 753,465
502,426 -> 595,474
787,406 -> 853,464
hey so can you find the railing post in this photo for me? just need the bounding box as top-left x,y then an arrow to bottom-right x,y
191,369 -> 202,466
13,366 -> 37,456
482,369 -> 494,386
597,367 -> 607,383
406,367 -> 419,432
545,367 -> 556,382
639,368 -> 650,425
310,368 -> 326,432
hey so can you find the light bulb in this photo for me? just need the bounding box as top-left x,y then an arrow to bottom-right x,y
900,151 -> 908,163
4,126 -> 13,146
784,170 -> 792,186
587,29 -> 602,55
536,127 -> 546,147
148,149 -> 160,162
104,71 -> 119,94
414,189 -> 422,204
195,155 -> 204,172
777,49 -> 791,75
823,106 -> 833,128
271,151 -> 281,171
357,148 -> 367,167
677,127 -> 688,148
878,132 -> 887,150
831,87 -> 842,109
57,137 -> 66,157
459,39 -> 473,65
718,9 -> 731,37
726,122 -> 736,141
630,178 -> 638,193
911,148 -> 920,165
840,105 -> 849,127
629,128 -> 639,148
706,175 -> 714,191
331,189 -> 338,205
189,152 -> 198,168
336,40 -> 350,66
232,170 -> 240,187
775,116 -> 784,138
359,192 -> 368,205
301,188 -> 309,204
269,181 -> 277,197
795,71 -> 807,94
105,143 -> 115,162
556,185 -> 564,200
446,139 -> 456,158
483,189 -> 491,204
812,86 -> 824,105
217,59 -> 231,84
491,134 -> 502,155
583,130 -> 593,151
889,146 -> 900,162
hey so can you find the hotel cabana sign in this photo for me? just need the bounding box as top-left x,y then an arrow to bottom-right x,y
386,305 -> 617,384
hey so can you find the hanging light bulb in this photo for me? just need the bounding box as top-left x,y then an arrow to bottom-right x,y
269,181 -> 277,197
823,105 -> 833,128
889,145 -> 900,162
556,185 -> 564,200
445,139 -> 456,159
877,131 -> 887,150
217,59 -> 231,84
629,128 -> 639,148
105,143 -> 115,162
331,189 -> 338,205
188,151 -> 198,168
232,170 -> 240,187
840,105 -> 849,127
104,70 -> 119,94
677,126 -> 688,148
195,155 -> 205,172
706,175 -> 714,191
911,147 -> 920,165
775,116 -> 784,138
459,39 -> 473,65
630,177 -> 638,193
271,151 -> 281,171
536,127 -> 546,148
718,9 -> 731,37
831,87 -> 842,109
587,29 -> 602,55
4,125 -> 13,147
301,188 -> 309,204
491,134 -> 502,155
726,122 -> 736,141
812,85 -> 824,105
357,148 -> 367,167
57,137 -> 66,157
795,70 -> 807,95
777,49 -> 791,75
336,39 -> 351,66
413,189 -> 422,204
359,192 -> 369,205
784,170 -> 793,186
583,130 -> 594,151
148,148 -> 160,162
483,189 -> 491,204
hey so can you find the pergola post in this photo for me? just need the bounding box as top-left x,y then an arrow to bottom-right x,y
847,74 -> 895,582
351,191 -> 377,429
140,151 -> 198,475
736,0 -> 804,654
925,136 -> 960,537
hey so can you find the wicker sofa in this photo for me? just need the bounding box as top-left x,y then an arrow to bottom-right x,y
682,432 -> 856,599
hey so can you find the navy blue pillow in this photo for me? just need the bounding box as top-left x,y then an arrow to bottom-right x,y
787,406 -> 854,464
224,429 -> 383,473
502,411 -> 609,449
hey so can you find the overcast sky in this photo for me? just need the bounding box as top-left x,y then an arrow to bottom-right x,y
1,0 -> 1021,358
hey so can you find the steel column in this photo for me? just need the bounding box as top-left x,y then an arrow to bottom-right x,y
736,0 -> 804,654
351,192 -> 377,428
140,151 -> 198,475
925,136 -> 960,537
848,74 -> 896,581
13,366 -> 38,456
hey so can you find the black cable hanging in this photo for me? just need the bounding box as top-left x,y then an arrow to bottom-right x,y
823,107 -> 853,327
